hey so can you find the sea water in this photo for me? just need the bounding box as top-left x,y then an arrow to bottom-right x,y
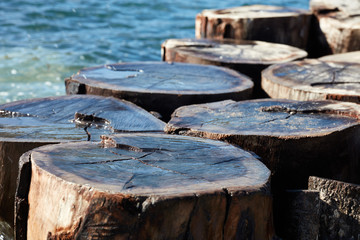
1,0 -> 308,238
0,0 -> 308,104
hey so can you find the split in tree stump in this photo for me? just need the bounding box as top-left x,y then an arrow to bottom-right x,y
17,133 -> 273,240
0,94 -> 164,232
195,5 -> 312,49
319,51 -> 360,63
65,62 -> 253,122
308,176 -> 360,239
161,38 -> 307,98
262,59 -> 360,103
165,98 -> 360,237
310,1 -> 360,54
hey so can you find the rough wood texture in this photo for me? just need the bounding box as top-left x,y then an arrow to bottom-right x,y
309,176 -> 360,239
166,99 -> 360,189
320,51 -> 360,63
0,95 -> 164,229
310,0 -> 360,15
19,133 -> 273,240
165,99 -> 360,236
195,5 -> 312,49
281,190 -> 320,239
315,12 -> 360,54
65,62 -> 253,121
262,59 -> 360,103
161,38 -> 307,98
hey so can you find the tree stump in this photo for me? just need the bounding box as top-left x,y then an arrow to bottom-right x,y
0,95 -> 164,230
262,59 -> 360,103
319,51 -> 360,63
65,62 -> 253,122
166,98 -> 360,188
17,133 -> 273,240
310,0 -> 360,16
195,5 -> 312,49
308,176 -> 360,239
165,99 -> 360,236
161,38 -> 307,98
310,0 -> 360,54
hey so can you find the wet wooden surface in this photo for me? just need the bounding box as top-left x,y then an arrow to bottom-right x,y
308,176 -> 360,239
319,51 -> 360,63
161,38 -> 307,98
165,98 -> 360,236
0,95 -> 165,228
19,133 -> 273,239
65,62 -> 253,121
195,5 -> 312,49
262,59 -> 360,103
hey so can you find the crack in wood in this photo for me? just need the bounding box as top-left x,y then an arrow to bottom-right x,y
311,81 -> 360,86
122,174 -> 136,190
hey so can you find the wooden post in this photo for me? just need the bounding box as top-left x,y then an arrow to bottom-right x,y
262,59 -> 360,103
165,98 -> 360,236
195,5 -> 312,49
161,38 -> 307,98
0,95 -> 164,234
310,0 -> 360,54
17,133 -> 273,240
309,176 -> 360,239
65,62 -> 253,122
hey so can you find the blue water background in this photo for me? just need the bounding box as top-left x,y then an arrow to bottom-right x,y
0,0 -> 309,104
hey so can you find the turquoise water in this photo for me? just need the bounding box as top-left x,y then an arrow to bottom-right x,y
0,0 -> 308,105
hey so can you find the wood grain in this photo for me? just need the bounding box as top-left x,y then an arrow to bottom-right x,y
0,94 -> 164,229
65,62 -> 253,121
162,38 -> 307,98
20,133 -> 273,239
262,59 -> 360,103
195,5 -> 312,49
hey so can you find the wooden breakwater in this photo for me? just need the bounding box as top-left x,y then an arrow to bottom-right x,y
1,0 -> 360,239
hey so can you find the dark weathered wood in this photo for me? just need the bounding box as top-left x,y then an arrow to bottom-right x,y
281,190 -> 320,240
21,133 -> 273,239
161,38 -> 307,98
308,176 -> 360,239
310,0 -> 360,54
320,51 -> 360,63
165,99 -> 360,236
195,5 -> 312,49
0,95 -> 164,230
166,99 -> 360,188
262,59 -> 360,103
65,62 -> 253,121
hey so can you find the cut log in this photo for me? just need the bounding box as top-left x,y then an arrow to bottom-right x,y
166,99 -> 360,189
319,51 -> 360,63
310,0 -> 360,54
308,176 -> 360,239
165,99 -> 360,236
18,133 -> 273,240
262,59 -> 360,103
0,95 -> 164,231
161,38 -> 307,98
195,5 -> 312,49
310,0 -> 360,15
65,62 -> 253,121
